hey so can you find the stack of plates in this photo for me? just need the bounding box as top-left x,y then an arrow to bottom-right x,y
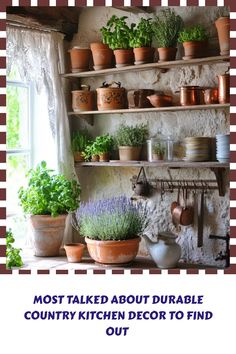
184,137 -> 211,162
216,134 -> 229,163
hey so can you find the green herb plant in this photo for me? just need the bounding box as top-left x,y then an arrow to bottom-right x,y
115,124 -> 148,147
18,161 -> 81,217
6,229 -> 23,269
71,130 -> 91,153
130,18 -> 154,48
178,25 -> 208,43
93,134 -> 113,154
152,9 -> 183,48
100,15 -> 135,50
153,142 -> 165,156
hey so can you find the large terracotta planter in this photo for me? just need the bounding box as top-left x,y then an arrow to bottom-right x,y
113,49 -> 134,67
85,237 -> 141,265
30,214 -> 67,257
133,47 -> 154,64
118,146 -> 142,161
182,41 -> 207,59
64,243 -> 85,263
215,17 -> 230,56
90,42 -> 113,70
157,47 -> 177,62
68,47 -> 91,72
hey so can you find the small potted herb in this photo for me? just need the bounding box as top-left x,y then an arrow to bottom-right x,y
130,18 -> 154,64
18,161 -> 81,257
92,134 -> 113,162
100,15 -> 135,67
152,142 -> 165,161
75,196 -> 148,265
6,229 -> 23,269
90,42 -> 113,70
215,8 -> 230,56
178,25 -> 208,60
71,130 -> 91,162
152,9 -> 183,62
115,123 -> 148,161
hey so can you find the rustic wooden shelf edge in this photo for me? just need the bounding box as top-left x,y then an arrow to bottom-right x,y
62,55 -> 229,79
68,103 -> 229,117
75,161 -> 228,168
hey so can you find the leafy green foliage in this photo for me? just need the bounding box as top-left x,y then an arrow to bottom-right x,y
83,134 -> 113,161
178,25 -> 208,43
18,161 -> 81,217
100,15 -> 135,50
152,9 -> 183,48
7,85 -> 20,149
115,124 -> 148,147
153,142 -> 165,155
6,229 -> 23,269
71,130 -> 91,152
130,18 -> 154,48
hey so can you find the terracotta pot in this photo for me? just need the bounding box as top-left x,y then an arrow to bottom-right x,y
118,146 -> 142,161
157,47 -> 177,62
73,151 -> 85,162
99,152 -> 110,162
96,85 -> 126,111
152,153 -> 164,161
72,86 -> 95,112
91,154 -> 99,162
30,214 -> 67,257
113,49 -> 134,67
182,41 -> 207,59
215,17 -> 230,56
90,42 -> 113,70
68,47 -> 92,73
64,243 -> 85,263
133,47 -> 154,64
85,237 -> 140,264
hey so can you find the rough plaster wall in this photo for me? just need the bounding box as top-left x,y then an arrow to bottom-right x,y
70,6 -> 229,266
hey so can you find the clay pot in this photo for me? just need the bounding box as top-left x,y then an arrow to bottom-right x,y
73,151 -> 85,162
113,49 -> 134,67
30,214 -> 67,257
72,86 -> 95,112
133,47 -> 154,64
215,17 -> 230,56
182,41 -> 207,59
91,154 -> 99,162
96,83 -> 126,111
99,152 -> 110,162
90,42 -> 113,70
147,94 -> 172,107
64,243 -> 85,263
152,153 -> 164,161
68,47 -> 92,73
85,237 -> 140,264
118,146 -> 142,161
157,47 -> 177,62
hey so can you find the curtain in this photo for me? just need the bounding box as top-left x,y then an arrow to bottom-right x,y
7,26 -> 77,244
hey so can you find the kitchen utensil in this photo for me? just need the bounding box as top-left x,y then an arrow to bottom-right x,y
202,87 -> 218,104
180,186 -> 194,226
127,89 -> 155,108
197,188 -> 205,247
171,185 -> 180,214
176,86 -> 202,106
217,71 -> 230,104
72,84 -> 95,112
96,81 -> 126,111
147,93 -> 173,107
133,167 -> 150,196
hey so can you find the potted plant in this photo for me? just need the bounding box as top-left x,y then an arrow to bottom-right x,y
115,123 -> 148,161
100,15 -> 135,67
71,130 -> 91,162
68,46 -> 92,73
130,18 -> 154,64
152,142 -> 165,161
6,229 -> 23,269
18,161 -> 81,257
75,196 -> 148,265
215,8 -> 230,56
178,25 -> 208,60
90,42 -> 114,70
152,9 -> 183,62
92,134 -> 114,162
64,243 -> 85,263
83,141 -> 99,162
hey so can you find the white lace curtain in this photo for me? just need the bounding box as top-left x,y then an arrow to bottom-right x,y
7,26 -> 77,244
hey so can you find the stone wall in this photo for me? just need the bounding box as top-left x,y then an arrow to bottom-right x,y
69,6 -> 229,267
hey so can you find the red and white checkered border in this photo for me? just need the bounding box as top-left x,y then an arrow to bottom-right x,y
0,0 -> 235,275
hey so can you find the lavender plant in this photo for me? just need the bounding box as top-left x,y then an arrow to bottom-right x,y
76,196 -> 149,241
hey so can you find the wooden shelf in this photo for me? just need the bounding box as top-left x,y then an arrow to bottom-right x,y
75,161 -> 229,168
68,103 -> 229,117
62,55 -> 229,79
